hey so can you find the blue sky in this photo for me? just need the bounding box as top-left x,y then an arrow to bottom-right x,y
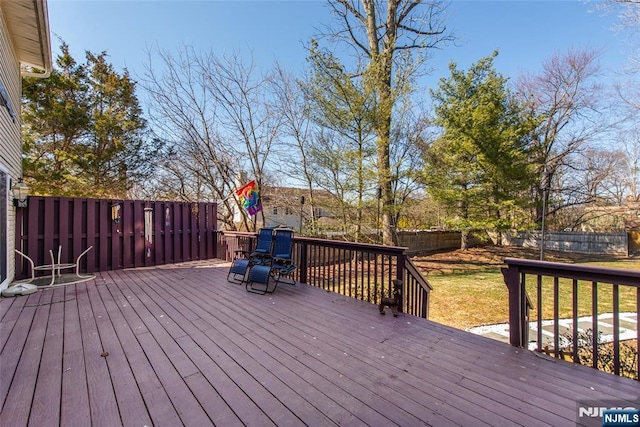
47,1 -> 629,93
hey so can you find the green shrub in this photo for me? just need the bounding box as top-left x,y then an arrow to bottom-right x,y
563,328 -> 638,380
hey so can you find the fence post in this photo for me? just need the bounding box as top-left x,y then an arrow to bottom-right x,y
502,264 -> 524,348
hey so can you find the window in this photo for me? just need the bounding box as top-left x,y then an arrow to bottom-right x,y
285,207 -> 293,215
272,207 -> 278,215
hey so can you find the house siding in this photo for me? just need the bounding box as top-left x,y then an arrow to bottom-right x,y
0,6 -> 24,288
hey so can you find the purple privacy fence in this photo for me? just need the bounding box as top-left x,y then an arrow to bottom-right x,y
15,197 -> 217,279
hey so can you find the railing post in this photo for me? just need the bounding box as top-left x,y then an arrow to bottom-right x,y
299,240 -> 308,284
396,252 -> 405,313
502,264 -> 525,348
421,292 -> 428,319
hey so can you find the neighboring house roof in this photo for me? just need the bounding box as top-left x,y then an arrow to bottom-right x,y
1,0 -> 52,75
262,186 -> 334,204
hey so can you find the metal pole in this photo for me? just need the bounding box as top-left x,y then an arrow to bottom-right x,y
540,190 -> 546,261
299,196 -> 305,234
540,170 -> 549,261
377,187 -> 382,243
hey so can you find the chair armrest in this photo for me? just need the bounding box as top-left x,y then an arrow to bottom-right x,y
14,249 -> 35,281
75,246 -> 93,276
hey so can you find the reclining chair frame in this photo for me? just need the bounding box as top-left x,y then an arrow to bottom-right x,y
245,228 -> 297,295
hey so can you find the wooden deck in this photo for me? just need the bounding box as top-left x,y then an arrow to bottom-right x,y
1,261 -> 638,426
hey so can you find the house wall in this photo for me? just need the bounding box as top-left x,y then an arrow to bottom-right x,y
0,7 -> 23,289
263,206 -> 302,230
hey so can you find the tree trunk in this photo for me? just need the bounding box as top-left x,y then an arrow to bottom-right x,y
375,54 -> 398,246
461,230 -> 469,251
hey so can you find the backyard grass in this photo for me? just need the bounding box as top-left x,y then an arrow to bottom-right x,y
411,246 -> 639,330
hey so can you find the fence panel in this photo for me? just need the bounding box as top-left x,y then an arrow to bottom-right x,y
15,197 -> 217,279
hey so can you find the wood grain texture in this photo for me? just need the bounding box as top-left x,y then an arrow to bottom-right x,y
1,260 -> 638,426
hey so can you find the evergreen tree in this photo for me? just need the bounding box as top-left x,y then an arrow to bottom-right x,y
425,52 -> 536,249
22,44 -> 89,195
22,42 -> 157,198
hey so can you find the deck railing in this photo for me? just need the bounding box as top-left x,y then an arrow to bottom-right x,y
215,231 -> 433,318
502,258 -> 640,380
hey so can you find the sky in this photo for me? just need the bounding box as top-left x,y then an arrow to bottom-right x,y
47,0 -> 632,97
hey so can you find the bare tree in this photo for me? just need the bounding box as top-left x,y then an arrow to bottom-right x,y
600,0 -> 640,37
594,0 -> 640,110
270,65 -> 321,234
140,46 -> 282,230
389,97 -> 429,230
616,133 -> 640,202
562,148 -> 622,206
598,149 -> 636,205
323,0 -> 452,245
516,48 -> 609,226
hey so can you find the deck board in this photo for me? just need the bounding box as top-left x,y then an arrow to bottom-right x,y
77,282 -> 122,426
1,289 -> 49,425
29,286 -> 65,427
60,284 -> 91,427
93,283 -> 154,427
1,261 -> 638,426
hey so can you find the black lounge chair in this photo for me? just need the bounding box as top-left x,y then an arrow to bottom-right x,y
246,228 -> 297,294
227,227 -> 274,283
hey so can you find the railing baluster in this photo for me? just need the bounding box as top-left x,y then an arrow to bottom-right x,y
613,284 -> 620,376
366,252 -> 372,302
358,251 -> 371,301
341,248 -> 347,297
354,249 -> 360,299
321,244 -> 326,288
572,279 -> 578,364
522,272 -> 529,348
537,275 -> 542,351
374,252 -> 379,301
383,254 -> 388,297
592,281 -> 599,370
341,248 -> 345,295
331,246 -> 336,293
553,277 -> 560,359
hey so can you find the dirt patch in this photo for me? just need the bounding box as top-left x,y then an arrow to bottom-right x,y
410,245 -> 620,275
